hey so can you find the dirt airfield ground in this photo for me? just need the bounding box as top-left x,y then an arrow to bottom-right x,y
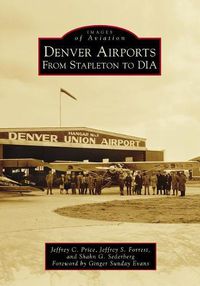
0,184 -> 200,286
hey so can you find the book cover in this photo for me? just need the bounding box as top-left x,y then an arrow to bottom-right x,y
0,0 -> 200,285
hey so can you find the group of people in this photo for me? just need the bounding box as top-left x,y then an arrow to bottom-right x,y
46,171 -> 104,195
119,171 -> 187,197
46,170 -> 187,197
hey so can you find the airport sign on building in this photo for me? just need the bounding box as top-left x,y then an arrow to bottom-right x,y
0,127 -> 146,151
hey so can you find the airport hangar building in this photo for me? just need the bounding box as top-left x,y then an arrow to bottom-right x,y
0,127 -> 164,174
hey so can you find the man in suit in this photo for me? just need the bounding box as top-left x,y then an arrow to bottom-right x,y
135,171 -> 143,195
125,172 -> 133,195
46,170 -> 54,195
118,172 -> 125,196
179,172 -> 187,196
143,172 -> 150,195
156,171 -> 162,195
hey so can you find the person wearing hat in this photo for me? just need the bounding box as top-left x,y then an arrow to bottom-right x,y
150,172 -> 157,195
46,170 -> 54,195
143,172 -> 150,195
118,171 -> 125,195
134,171 -> 143,195
125,172 -> 133,195
179,172 -> 187,196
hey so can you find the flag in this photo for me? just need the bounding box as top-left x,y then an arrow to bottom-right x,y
60,88 -> 77,100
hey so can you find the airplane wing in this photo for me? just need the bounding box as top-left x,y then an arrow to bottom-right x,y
48,161 -> 110,171
0,185 -> 43,192
48,160 -> 200,172
0,175 -> 44,192
0,158 -> 199,172
0,158 -> 46,168
122,161 -> 200,171
0,175 -> 20,185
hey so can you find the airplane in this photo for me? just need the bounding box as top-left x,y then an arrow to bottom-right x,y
0,158 -> 46,194
0,175 -> 44,194
0,158 -> 199,190
48,160 -> 200,174
46,160 -> 200,189
0,158 -> 199,174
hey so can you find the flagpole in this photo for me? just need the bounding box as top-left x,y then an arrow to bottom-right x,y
59,88 -> 77,127
59,89 -> 62,127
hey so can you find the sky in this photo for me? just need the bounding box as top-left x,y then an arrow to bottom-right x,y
0,0 -> 199,161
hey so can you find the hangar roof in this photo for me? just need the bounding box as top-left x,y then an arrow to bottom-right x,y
0,127 -> 147,151
190,156 -> 200,162
0,127 -> 146,141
